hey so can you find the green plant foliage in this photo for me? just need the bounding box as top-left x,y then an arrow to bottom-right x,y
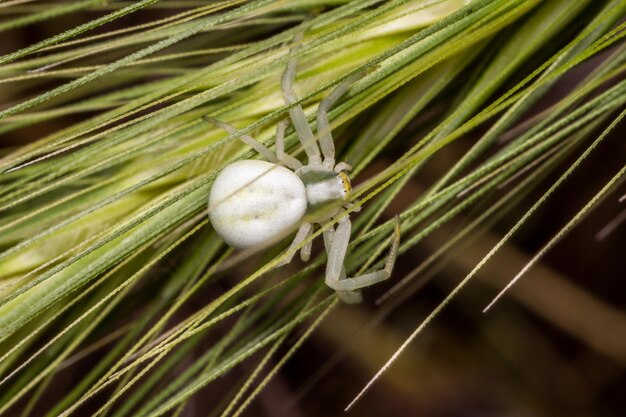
0,0 -> 625,415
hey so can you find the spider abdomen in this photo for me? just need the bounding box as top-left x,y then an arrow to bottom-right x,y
208,160 -> 307,249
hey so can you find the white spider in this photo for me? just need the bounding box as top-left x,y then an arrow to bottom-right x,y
207,32 -> 400,303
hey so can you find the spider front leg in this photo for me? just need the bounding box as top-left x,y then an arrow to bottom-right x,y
281,31 -> 322,166
323,227 -> 363,304
325,215 -> 401,297
316,73 -> 365,169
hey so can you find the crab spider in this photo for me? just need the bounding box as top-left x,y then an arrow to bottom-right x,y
207,31 -> 400,303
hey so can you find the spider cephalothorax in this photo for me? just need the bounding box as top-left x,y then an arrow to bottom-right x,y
299,167 -> 351,221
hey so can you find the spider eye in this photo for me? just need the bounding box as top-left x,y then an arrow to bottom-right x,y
338,172 -> 351,197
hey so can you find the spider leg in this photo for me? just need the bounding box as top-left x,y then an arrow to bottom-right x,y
333,162 -> 352,173
274,222 -> 312,268
343,201 -> 361,213
300,223 -> 313,262
204,116 -> 278,164
275,119 -> 303,171
316,73 -> 364,169
281,31 -> 322,166
323,227 -> 363,304
325,216 -> 400,295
